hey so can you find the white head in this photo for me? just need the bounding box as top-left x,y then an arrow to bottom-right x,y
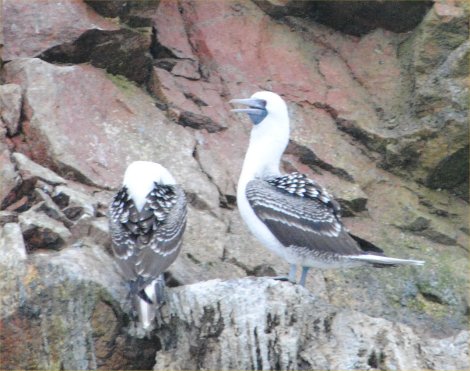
230,91 -> 290,179
122,161 -> 176,212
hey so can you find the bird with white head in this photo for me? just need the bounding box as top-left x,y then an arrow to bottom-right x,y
230,91 -> 424,287
108,161 -> 187,330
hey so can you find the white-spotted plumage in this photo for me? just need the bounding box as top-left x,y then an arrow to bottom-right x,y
231,91 -> 424,287
109,161 -> 186,329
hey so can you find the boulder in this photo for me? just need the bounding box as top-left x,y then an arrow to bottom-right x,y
3,0 -> 119,60
18,207 -> 72,252
0,243 -> 158,370
12,152 -> 67,186
155,278 -> 469,370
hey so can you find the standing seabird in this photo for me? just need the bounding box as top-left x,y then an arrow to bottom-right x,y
230,91 -> 424,287
108,161 -> 187,329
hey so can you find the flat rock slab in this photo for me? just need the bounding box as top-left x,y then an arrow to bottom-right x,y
3,0 -> 119,60
12,152 -> 67,185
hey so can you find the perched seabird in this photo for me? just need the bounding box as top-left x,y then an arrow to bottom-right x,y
108,161 -> 187,329
230,91 -> 424,287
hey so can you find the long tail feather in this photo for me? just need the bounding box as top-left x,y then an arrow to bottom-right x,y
348,255 -> 424,266
135,296 -> 155,330
134,274 -> 166,330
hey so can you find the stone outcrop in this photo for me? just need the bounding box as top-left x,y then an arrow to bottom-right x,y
155,278 -> 469,370
3,0 -> 119,60
1,0 -> 468,369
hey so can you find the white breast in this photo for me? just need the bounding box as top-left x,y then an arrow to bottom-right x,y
237,181 -> 300,264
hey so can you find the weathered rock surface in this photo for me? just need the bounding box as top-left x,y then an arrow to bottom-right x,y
3,0 -> 119,60
0,241 -> 160,370
12,152 -> 67,186
2,58 -> 219,212
0,84 -> 22,136
0,0 -> 468,369
391,1 -> 469,199
0,130 -> 18,207
155,278 -> 469,370
40,28 -> 154,85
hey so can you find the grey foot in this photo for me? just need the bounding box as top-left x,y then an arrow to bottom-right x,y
299,266 -> 310,287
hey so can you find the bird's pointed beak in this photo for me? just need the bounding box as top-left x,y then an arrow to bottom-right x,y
229,98 -> 266,114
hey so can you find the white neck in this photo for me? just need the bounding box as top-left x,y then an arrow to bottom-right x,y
123,161 -> 176,212
238,116 -> 289,188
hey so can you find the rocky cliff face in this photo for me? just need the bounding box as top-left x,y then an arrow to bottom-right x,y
0,0 -> 468,369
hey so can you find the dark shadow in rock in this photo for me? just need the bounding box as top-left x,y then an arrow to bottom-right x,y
257,0 -> 433,36
426,145 -> 469,201
38,29 -> 153,85
85,0 -> 160,20
286,140 -> 354,182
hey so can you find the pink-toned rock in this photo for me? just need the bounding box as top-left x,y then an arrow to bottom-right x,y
319,52 -> 387,140
171,60 -> 201,80
176,0 -> 326,103
152,68 -> 198,111
151,67 -> 228,132
148,0 -> 396,214
2,58 -> 219,211
295,105 -> 383,182
3,0 -> 119,60
434,2 -> 465,19
337,29 -> 403,112
0,84 -> 22,136
194,123 -> 249,199
152,0 -> 197,60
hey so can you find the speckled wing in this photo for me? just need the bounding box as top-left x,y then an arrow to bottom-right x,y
246,173 -> 383,258
108,184 -> 187,288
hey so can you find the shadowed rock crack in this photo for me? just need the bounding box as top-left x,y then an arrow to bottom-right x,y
286,139 -> 355,182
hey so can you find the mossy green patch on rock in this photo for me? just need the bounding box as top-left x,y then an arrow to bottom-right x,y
106,72 -> 141,95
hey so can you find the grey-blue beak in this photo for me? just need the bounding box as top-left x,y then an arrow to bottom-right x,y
230,98 -> 268,125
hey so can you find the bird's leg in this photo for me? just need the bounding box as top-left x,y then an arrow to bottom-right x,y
299,266 -> 310,287
288,264 -> 297,283
154,273 -> 166,305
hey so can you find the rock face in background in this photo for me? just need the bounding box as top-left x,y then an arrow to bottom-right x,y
0,0 -> 468,369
